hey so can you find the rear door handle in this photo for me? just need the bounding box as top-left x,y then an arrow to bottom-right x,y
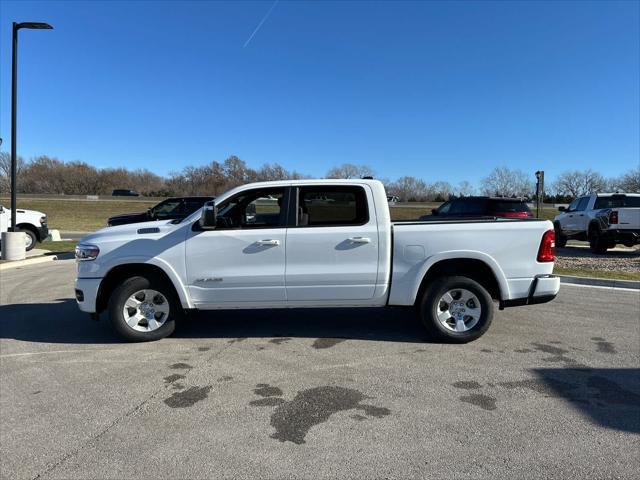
348,236 -> 371,244
256,239 -> 280,246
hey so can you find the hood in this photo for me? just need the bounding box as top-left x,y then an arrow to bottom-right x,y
1,206 -> 46,218
79,219 -> 177,246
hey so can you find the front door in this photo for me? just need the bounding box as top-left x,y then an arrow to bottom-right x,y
285,185 -> 379,302
185,187 -> 288,307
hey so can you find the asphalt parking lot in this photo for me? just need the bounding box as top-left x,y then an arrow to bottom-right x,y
1,260 -> 639,479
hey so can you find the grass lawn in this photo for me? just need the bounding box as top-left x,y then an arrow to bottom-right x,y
1,197 -> 157,231
554,267 -> 640,282
44,240 -> 78,254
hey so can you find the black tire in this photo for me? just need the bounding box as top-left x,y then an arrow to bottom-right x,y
419,276 -> 494,343
554,223 -> 567,248
588,225 -> 608,254
108,275 -> 180,342
17,228 -> 37,251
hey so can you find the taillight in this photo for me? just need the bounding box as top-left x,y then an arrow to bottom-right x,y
537,229 -> 555,262
497,211 -> 530,218
609,211 -> 618,225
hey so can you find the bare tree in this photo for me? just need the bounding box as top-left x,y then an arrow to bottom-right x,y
552,169 -> 607,197
609,167 -> 640,193
387,176 -> 429,202
326,163 -> 375,179
457,180 -> 475,197
0,151 -> 25,194
430,181 -> 453,201
481,167 -> 533,197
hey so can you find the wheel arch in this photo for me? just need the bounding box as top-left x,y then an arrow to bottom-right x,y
413,255 -> 506,305
16,223 -> 40,241
96,262 -> 190,313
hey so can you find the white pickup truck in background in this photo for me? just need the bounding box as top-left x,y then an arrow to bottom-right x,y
74,179 -> 559,343
554,193 -> 640,253
0,204 -> 49,251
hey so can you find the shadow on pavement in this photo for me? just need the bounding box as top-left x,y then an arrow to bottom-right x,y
0,298 -> 427,345
533,368 -> 640,434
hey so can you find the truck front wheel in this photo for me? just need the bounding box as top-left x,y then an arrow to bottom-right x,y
419,276 -> 494,343
108,275 -> 181,342
17,227 -> 37,251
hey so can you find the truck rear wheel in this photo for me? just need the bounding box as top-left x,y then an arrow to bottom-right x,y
588,225 -> 608,254
419,276 -> 494,343
554,223 -> 567,248
108,275 -> 180,342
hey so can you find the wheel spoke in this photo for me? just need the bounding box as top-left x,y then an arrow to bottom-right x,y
125,297 -> 141,309
154,300 -> 169,315
437,309 -> 452,323
126,313 -> 142,328
455,318 -> 466,332
459,290 -> 475,303
147,318 -> 160,331
441,292 -> 454,304
466,307 -> 481,320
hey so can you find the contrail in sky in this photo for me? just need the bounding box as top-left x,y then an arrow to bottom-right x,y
243,0 -> 279,48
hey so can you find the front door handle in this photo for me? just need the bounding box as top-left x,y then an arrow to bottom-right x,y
348,236 -> 371,244
256,239 -> 280,246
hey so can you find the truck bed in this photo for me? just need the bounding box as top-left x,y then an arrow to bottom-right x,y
388,218 -> 556,305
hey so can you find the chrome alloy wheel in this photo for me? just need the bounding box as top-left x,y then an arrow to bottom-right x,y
435,288 -> 482,333
122,289 -> 170,332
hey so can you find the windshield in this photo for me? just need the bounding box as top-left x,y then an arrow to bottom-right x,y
173,207 -> 202,224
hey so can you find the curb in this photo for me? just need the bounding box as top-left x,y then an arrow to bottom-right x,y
559,275 -> 640,290
0,254 -> 58,271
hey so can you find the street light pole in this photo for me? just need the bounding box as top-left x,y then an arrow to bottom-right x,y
9,21 -> 53,232
10,22 -> 19,231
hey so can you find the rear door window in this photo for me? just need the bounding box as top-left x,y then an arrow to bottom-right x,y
297,186 -> 369,226
575,197 -> 590,211
491,201 -> 531,213
460,198 -> 487,215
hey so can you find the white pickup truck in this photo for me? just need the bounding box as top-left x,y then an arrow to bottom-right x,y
0,204 -> 49,251
554,193 -> 640,253
74,179 -> 559,343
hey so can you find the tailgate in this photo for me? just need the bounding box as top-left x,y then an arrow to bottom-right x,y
615,208 -> 640,229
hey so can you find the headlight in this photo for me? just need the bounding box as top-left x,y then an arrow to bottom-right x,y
75,243 -> 100,261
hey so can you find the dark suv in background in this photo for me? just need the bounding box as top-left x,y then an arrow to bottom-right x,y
107,196 -> 215,226
420,197 -> 533,220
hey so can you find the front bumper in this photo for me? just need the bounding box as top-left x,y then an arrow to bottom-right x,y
501,275 -> 560,308
75,277 -> 102,313
37,226 -> 49,242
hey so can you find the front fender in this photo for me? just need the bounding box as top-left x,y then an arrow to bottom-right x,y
87,255 -> 193,309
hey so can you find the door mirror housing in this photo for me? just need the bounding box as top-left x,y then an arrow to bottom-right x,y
431,208 -> 439,216
558,206 -> 566,212
199,201 -> 217,229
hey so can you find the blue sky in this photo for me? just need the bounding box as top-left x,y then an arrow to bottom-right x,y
0,0 -> 638,185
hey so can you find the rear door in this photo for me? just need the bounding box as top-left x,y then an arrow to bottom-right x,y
285,185 -> 379,301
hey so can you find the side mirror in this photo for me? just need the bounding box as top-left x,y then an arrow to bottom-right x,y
431,209 -> 439,216
199,201 -> 217,229
558,206 -> 566,212
147,208 -> 156,219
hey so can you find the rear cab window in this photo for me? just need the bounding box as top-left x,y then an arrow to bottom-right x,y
296,186 -> 369,226
594,195 -> 640,209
